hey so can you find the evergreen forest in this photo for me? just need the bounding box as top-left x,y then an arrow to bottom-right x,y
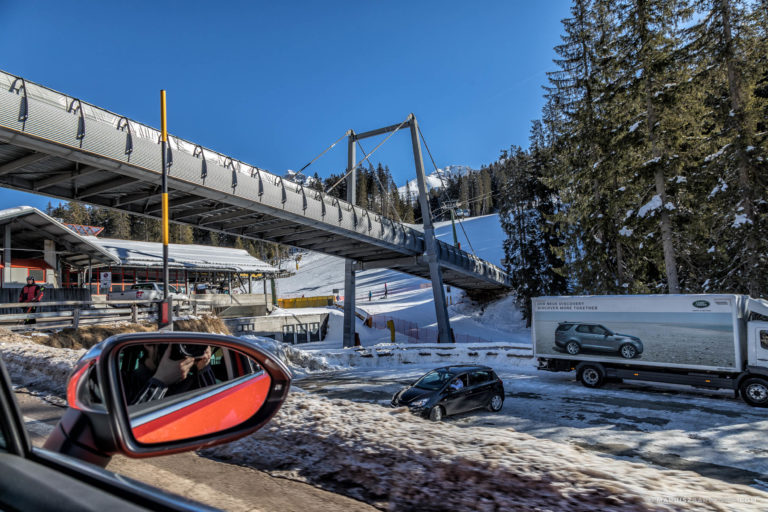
494,0 -> 767,322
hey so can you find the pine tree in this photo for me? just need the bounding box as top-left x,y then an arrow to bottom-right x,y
683,0 -> 768,295
499,122 -> 568,325
544,0 -> 620,292
170,224 -> 194,244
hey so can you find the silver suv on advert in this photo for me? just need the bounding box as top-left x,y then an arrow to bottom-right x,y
554,322 -> 643,359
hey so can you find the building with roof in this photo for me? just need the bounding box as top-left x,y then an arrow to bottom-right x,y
1,206 -> 284,304
0,206 -> 118,290
78,237 -> 283,295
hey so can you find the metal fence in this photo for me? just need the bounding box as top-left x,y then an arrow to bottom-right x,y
0,298 -> 213,331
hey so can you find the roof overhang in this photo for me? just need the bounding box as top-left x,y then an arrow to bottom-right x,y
0,206 -> 120,268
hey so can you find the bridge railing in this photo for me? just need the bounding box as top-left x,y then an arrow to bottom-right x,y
0,69 -> 423,245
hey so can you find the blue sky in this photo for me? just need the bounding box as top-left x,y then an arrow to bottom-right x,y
0,0 -> 571,212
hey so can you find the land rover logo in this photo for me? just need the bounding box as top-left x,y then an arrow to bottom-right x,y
693,300 -> 710,308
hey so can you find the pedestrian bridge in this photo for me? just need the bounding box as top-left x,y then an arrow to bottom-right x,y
0,70 -> 511,297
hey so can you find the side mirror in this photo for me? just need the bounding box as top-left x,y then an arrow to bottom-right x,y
45,332 -> 291,466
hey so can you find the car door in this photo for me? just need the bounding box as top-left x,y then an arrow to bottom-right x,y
466,371 -> 492,410
590,325 -> 613,351
0,356 -> 217,512
443,374 -> 470,415
575,324 -> 596,349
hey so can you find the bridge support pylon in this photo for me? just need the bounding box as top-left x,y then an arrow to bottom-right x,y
409,114 -> 452,343
343,132 -> 357,348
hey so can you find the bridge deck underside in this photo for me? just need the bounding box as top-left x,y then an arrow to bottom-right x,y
0,72 -> 511,292
0,142 -> 413,262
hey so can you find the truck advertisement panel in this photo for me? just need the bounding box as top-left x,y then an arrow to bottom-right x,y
532,295 -> 741,370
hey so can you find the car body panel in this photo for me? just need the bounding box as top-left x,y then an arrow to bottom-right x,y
132,371 -> 272,444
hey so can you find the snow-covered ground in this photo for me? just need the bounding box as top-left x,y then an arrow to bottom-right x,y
4,339 -> 768,511
292,360 -> 768,488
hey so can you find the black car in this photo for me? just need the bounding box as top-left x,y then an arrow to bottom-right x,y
391,365 -> 505,421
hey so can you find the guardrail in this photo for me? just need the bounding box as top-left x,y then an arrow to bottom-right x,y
0,298 -> 215,331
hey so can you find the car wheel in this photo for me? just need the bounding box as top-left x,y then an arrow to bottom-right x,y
619,343 -> 637,359
740,377 -> 768,408
565,341 -> 580,355
428,406 -> 444,422
487,394 -> 503,412
578,365 -> 605,388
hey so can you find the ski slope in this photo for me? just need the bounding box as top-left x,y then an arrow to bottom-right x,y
275,214 -> 524,345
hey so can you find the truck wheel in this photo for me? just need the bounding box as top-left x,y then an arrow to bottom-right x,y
579,365 -> 605,388
565,341 -> 580,355
740,378 -> 768,407
619,344 -> 637,359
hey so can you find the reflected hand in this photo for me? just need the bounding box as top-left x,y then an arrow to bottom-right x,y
152,346 -> 194,385
195,346 -> 212,371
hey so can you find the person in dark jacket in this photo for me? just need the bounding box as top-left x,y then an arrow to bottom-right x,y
19,276 -> 44,325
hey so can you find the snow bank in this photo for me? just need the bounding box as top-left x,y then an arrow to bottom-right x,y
243,333 -> 533,373
312,342 -> 532,369
242,335 -> 340,375
206,392 -> 768,512
0,341 -> 83,396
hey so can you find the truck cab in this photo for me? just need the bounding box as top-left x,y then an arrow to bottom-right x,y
741,298 -> 768,406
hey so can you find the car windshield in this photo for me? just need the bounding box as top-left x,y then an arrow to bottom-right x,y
413,370 -> 453,390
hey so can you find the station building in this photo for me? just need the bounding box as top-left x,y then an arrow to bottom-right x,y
0,206 -> 118,301
0,206 -> 282,299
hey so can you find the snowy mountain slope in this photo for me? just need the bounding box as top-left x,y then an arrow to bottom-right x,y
282,169 -> 319,187
397,164 -> 474,199
275,214 -> 520,344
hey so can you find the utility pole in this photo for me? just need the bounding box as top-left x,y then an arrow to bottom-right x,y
444,199 -> 459,248
160,90 -> 172,330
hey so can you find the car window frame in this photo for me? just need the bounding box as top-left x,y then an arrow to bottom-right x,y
0,359 -> 31,457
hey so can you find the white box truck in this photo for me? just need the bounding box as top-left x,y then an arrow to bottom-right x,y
532,294 -> 768,407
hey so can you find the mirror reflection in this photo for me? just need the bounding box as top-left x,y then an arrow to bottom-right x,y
118,342 -> 271,444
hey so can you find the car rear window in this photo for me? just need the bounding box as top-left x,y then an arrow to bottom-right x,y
576,325 -> 591,333
469,371 -> 493,386
556,324 -> 572,332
